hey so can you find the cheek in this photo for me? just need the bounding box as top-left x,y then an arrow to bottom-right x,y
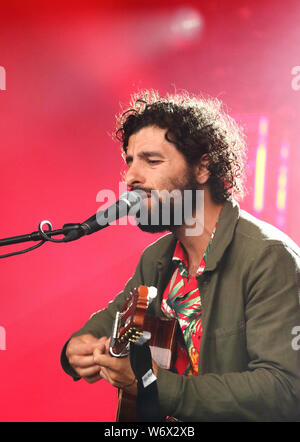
164,169 -> 193,191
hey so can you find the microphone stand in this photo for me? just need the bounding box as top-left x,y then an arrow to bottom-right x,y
0,214 -> 103,258
0,223 -> 83,246
0,189 -> 142,258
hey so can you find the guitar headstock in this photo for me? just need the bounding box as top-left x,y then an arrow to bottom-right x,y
109,285 -> 157,357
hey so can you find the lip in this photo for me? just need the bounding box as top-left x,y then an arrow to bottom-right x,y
131,189 -> 152,198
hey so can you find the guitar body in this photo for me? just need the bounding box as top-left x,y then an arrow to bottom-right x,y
116,315 -> 178,422
109,286 -> 179,422
116,390 -> 136,422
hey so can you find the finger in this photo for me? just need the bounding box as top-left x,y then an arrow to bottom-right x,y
67,336 -> 108,356
99,366 -> 134,390
67,342 -> 95,357
73,364 -> 102,378
99,367 -> 120,388
83,373 -> 102,384
104,338 -> 111,353
99,366 -> 111,383
68,354 -> 96,368
94,336 -> 109,352
93,350 -> 116,367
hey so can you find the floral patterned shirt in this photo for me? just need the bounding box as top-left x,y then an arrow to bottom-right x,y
161,209 -> 223,376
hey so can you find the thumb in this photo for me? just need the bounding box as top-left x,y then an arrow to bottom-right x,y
93,348 -> 112,365
93,336 -> 109,353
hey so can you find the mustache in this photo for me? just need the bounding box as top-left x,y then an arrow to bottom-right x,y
129,187 -> 155,196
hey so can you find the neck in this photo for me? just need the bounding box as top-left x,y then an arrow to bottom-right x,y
173,188 -> 223,275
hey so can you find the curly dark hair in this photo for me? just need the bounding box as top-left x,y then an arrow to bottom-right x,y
115,90 -> 247,204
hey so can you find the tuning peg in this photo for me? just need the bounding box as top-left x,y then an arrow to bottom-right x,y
128,338 -> 137,343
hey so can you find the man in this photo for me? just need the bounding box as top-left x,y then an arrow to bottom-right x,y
61,90 -> 300,421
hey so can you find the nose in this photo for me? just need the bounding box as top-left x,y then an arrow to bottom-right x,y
125,162 -> 146,188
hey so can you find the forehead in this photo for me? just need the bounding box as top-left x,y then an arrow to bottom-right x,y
126,126 -> 172,156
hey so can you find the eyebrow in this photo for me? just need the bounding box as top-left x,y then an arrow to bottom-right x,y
125,150 -> 165,165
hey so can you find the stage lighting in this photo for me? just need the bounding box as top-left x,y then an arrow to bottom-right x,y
170,7 -> 204,42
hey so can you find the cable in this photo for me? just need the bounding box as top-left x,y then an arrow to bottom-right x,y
0,240 -> 46,258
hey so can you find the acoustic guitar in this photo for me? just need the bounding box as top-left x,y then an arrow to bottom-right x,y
109,285 -> 178,422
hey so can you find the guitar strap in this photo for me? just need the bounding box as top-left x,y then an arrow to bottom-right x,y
129,339 -> 162,422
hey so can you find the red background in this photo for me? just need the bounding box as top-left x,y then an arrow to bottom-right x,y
0,0 -> 299,421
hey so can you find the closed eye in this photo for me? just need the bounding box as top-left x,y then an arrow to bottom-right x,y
147,159 -> 162,165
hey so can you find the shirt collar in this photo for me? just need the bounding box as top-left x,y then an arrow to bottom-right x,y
172,241 -> 188,264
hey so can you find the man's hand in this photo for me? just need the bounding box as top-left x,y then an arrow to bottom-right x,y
93,347 -> 138,396
66,334 -> 108,384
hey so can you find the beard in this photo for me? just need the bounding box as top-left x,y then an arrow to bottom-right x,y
134,168 -> 200,234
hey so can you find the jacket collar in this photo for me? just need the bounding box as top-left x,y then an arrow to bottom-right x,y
204,198 -> 240,271
156,198 -> 240,273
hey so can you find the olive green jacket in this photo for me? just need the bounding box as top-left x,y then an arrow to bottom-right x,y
61,199 -> 300,421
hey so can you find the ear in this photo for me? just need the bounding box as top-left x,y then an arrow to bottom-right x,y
194,154 -> 210,185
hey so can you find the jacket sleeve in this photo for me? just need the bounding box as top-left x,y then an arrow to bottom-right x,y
60,252 -> 146,379
156,244 -> 300,421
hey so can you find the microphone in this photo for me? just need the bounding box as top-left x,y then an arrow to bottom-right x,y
0,190 -> 146,257
80,190 -> 146,235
